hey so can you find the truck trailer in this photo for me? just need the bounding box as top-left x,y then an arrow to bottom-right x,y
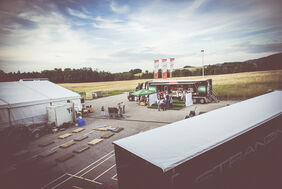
136,79 -> 218,103
113,91 -> 282,189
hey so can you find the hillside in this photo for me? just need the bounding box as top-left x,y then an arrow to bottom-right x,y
182,52 -> 282,70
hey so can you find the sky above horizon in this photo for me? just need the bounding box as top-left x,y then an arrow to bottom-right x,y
0,0 -> 281,73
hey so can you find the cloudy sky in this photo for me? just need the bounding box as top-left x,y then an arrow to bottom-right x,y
0,0 -> 281,73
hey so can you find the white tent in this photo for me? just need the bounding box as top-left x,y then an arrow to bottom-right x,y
0,80 -> 82,129
113,91 -> 282,172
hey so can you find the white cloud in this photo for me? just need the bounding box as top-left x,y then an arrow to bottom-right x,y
67,8 -> 94,20
1,0 -> 280,73
110,1 -> 129,14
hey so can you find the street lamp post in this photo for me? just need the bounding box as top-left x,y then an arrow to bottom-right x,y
201,50 -> 204,78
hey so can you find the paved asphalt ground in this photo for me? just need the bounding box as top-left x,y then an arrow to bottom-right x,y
0,93 -> 236,189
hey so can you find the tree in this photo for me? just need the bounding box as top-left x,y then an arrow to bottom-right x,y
129,69 -> 142,74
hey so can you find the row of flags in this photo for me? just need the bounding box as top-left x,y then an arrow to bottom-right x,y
154,58 -> 175,79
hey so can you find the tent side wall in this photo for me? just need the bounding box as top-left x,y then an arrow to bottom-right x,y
115,114 -> 282,189
9,103 -> 49,126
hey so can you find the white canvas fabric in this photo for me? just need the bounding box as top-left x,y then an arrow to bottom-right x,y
0,81 -> 81,128
185,93 -> 193,107
0,82 -> 49,107
114,91 -> 282,172
20,80 -> 80,101
149,93 -> 158,106
9,103 -> 49,126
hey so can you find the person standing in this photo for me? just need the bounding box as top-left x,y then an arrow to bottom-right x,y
101,106 -> 105,116
162,98 -> 167,111
118,103 -> 122,117
157,97 -> 161,111
168,97 -> 173,108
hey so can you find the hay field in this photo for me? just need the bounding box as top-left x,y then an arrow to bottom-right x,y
59,70 -> 282,100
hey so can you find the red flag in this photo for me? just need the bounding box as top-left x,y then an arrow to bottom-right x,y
154,73 -> 158,79
170,58 -> 175,62
161,59 -> 167,79
154,60 -> 159,63
162,72 -> 167,79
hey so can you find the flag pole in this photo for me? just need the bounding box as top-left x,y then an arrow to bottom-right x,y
201,50 -> 204,78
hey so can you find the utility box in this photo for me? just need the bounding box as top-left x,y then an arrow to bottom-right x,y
86,92 -> 93,100
85,91 -> 103,100
113,91 -> 282,189
47,103 -> 74,127
93,91 -> 103,98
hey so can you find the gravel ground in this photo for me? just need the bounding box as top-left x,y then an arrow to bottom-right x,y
1,93 -> 237,189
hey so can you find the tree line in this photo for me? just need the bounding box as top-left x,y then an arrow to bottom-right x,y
0,67 -> 154,83
0,53 -> 281,83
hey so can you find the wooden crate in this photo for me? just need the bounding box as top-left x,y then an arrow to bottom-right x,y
74,135 -> 88,141
39,140 -> 55,147
12,149 -> 29,158
73,145 -> 90,153
39,150 -> 57,158
72,128 -> 85,133
58,133 -> 72,139
88,139 -> 103,146
111,127 -> 124,133
60,141 -> 76,148
101,132 -> 114,139
56,153 -> 74,162
93,126 -> 112,131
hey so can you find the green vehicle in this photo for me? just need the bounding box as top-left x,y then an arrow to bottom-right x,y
136,79 -> 219,104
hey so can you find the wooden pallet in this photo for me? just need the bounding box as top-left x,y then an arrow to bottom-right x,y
73,145 -> 90,153
39,150 -> 57,158
13,149 -> 29,158
39,161 -> 57,171
74,135 -> 88,141
72,128 -> 85,133
88,139 -> 103,146
39,140 -> 55,147
101,132 -> 114,139
111,127 -> 124,133
56,153 -> 74,162
0,165 -> 16,176
60,141 -> 76,148
58,133 -> 72,139
93,126 -> 112,131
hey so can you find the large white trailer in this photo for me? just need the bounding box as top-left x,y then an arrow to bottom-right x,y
114,91 -> 282,189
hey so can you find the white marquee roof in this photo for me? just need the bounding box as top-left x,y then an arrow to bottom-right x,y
113,91 -> 282,172
0,81 -> 80,108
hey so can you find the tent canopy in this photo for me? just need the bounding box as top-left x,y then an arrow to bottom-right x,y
0,82 -> 49,107
132,89 -> 156,96
20,80 -> 79,101
0,80 -> 82,128
0,81 -> 81,108
113,91 -> 282,172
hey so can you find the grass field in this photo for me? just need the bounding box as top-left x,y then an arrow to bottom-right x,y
59,70 -> 282,100
148,99 -> 186,110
